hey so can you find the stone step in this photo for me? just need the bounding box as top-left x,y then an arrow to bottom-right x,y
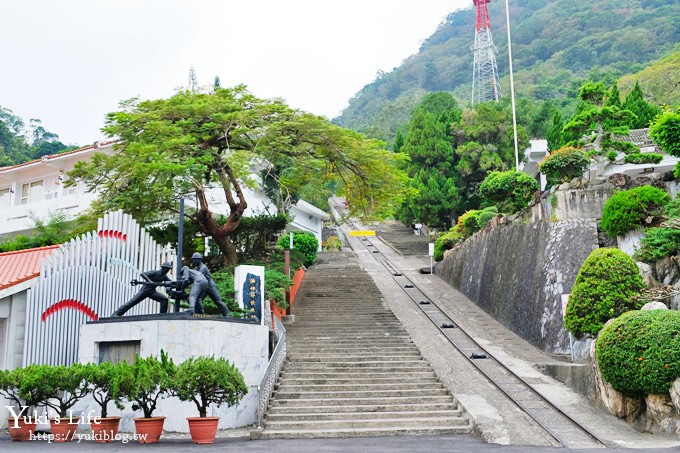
280,371 -> 438,380
265,409 -> 462,422
270,395 -> 454,407
287,354 -> 421,362
261,415 -> 469,431
287,346 -> 419,353
266,402 -> 460,415
278,376 -> 441,385
276,382 -> 444,392
251,424 -> 472,440
273,388 -> 450,400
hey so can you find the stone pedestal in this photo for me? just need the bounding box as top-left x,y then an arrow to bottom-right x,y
78,314 -> 268,432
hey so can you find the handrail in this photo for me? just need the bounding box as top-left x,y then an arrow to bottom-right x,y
255,315 -> 287,428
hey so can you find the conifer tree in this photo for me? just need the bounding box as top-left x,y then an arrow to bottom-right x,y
546,111 -> 564,152
622,81 -> 661,129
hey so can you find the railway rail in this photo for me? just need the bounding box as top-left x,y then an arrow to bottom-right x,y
332,203 -> 609,449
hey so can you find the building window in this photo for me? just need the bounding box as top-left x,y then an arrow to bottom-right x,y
0,188 -> 10,208
20,180 -> 44,205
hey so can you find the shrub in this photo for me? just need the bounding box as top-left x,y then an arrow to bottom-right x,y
634,227 -> 680,263
456,210 -> 482,238
264,268 -> 293,309
649,108 -> 680,158
596,309 -> 680,397
20,363 -> 90,418
173,356 -> 247,418
538,146 -> 590,185
116,352 -> 175,419
479,170 -> 539,213
85,362 -> 127,418
476,206 -> 498,229
623,153 -> 664,165
600,186 -> 670,238
323,235 -> 343,251
664,197 -> 680,218
564,248 -> 646,338
433,229 -> 464,262
277,231 -> 318,267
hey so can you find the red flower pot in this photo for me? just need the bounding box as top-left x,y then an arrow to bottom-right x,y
49,417 -> 79,442
187,417 -> 219,444
7,417 -> 36,442
133,416 -> 165,444
91,416 -> 121,443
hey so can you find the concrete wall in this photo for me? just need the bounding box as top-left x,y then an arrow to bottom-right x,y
78,318 -> 268,432
436,219 -> 598,354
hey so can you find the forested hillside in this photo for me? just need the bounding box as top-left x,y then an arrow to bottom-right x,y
334,0 -> 680,143
0,107 -> 74,166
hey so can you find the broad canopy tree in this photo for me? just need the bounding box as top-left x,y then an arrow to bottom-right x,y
68,85 -> 409,265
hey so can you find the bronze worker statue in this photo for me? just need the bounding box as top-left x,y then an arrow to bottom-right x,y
112,262 -> 173,316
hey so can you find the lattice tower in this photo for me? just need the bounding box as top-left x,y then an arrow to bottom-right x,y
471,0 -> 502,105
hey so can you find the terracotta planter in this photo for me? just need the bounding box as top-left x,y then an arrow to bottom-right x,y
49,417 -> 79,442
187,417 -> 219,444
134,416 -> 165,444
91,416 -> 121,443
7,417 -> 35,442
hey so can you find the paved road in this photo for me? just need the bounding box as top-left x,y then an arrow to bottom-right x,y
0,432 -> 674,452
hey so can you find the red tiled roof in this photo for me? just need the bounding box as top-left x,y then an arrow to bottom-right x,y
0,245 -> 59,291
0,140 -> 117,172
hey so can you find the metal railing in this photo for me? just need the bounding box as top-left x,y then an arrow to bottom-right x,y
255,315 -> 287,428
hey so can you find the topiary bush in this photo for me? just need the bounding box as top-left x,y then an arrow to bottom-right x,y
596,309 -> 680,397
634,227 -> 680,263
600,186 -> 670,238
276,231 -> 319,267
479,170 -> 539,213
565,248 -> 646,338
623,153 -> 664,165
538,146 -> 591,185
665,197 -> 680,218
476,206 -> 498,230
433,229 -> 464,262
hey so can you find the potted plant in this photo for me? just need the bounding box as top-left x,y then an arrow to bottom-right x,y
173,355 -> 248,444
20,363 -> 89,442
0,368 -> 36,441
85,362 -> 124,442
116,352 -> 175,443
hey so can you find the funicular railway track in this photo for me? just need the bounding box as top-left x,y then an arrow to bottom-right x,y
332,206 -> 609,448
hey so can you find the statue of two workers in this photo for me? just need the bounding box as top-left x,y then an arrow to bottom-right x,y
112,253 -> 230,317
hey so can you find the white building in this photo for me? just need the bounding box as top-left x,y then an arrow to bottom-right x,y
0,142 -> 325,250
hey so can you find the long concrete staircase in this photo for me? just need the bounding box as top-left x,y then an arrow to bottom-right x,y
252,252 -> 472,439
377,221 -> 431,256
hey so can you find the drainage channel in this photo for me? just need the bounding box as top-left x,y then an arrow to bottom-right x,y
338,217 -> 609,449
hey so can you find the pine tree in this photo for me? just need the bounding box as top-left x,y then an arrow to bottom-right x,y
393,130 -> 405,153
622,81 -> 661,129
606,84 -> 622,108
546,111 -> 564,152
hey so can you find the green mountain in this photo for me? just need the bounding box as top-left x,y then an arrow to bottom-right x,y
334,0 -> 680,143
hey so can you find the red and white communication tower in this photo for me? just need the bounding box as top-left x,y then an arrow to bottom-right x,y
471,0 -> 502,105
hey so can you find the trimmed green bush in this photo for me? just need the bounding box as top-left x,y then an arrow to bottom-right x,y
597,309 -> 680,397
476,206 -> 498,229
277,231 -> 319,267
538,146 -> 591,185
665,197 -> 680,218
433,229 -> 464,262
634,227 -> 680,263
479,170 -> 539,213
623,153 -> 664,165
565,248 -> 646,338
600,186 -> 670,238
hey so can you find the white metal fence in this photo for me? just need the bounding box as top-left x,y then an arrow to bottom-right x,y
24,210 -> 175,366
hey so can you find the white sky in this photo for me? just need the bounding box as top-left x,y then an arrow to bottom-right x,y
1,0 -> 471,146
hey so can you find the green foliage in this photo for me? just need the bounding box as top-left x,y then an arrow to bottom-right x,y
277,231 -> 318,267
623,153 -> 664,164
597,309 -> 680,396
479,170 -> 539,213
433,229 -> 464,262
173,356 -> 247,418
622,81 -> 662,128
634,227 -> 680,263
475,206 -> 498,230
230,214 -> 289,262
0,106 -> 73,166
546,111 -> 565,152
649,107 -> 680,158
538,146 -> 592,185
0,212 -> 81,252
19,363 -> 89,417
68,85 -> 409,265
84,362 -> 127,418
264,268 -> 292,309
565,248 -> 646,338
0,368 -> 26,409
664,197 -> 680,218
335,2 -> 680,145
606,150 -> 619,162
116,352 -> 176,419
323,235 -> 343,251
600,186 -> 670,237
